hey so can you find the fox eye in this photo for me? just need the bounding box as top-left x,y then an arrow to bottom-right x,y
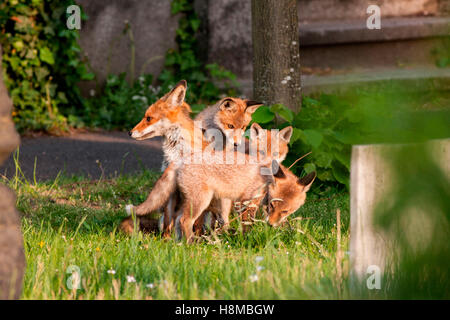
146,116 -> 151,122
282,210 -> 289,214
228,124 -> 234,129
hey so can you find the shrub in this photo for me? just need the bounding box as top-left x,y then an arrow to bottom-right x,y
0,0 -> 93,133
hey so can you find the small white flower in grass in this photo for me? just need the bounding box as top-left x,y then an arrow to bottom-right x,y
126,275 -> 136,283
107,269 -> 116,275
146,283 -> 155,289
249,274 -> 259,282
255,256 -> 264,263
281,80 -> 287,85
256,266 -> 265,272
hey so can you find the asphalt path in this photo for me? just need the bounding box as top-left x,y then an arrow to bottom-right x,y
0,131 -> 164,181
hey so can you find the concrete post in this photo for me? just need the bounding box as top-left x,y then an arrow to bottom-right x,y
350,140 -> 450,286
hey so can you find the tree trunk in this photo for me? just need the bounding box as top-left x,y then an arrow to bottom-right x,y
0,44 -> 25,300
252,0 -> 302,112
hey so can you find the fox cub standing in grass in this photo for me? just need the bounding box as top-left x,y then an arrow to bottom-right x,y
124,81 -> 315,241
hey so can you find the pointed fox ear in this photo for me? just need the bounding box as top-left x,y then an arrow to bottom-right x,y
272,160 -> 286,179
219,98 -> 237,111
250,123 -> 263,138
278,126 -> 293,143
298,171 -> 316,192
162,80 -> 187,108
245,100 -> 264,114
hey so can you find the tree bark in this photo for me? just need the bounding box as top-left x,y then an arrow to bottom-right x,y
0,44 -> 25,300
252,0 -> 302,112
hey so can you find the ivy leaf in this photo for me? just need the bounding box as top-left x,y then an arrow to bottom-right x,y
81,72 -> 95,81
252,106 -> 274,124
190,18 -> 201,32
39,47 -> 54,65
35,67 -> 49,82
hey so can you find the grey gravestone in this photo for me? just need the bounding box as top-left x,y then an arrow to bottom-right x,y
0,45 -> 25,300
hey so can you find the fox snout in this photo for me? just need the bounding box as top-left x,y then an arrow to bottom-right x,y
228,130 -> 244,147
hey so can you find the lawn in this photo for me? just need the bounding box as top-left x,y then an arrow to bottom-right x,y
3,168 -> 351,300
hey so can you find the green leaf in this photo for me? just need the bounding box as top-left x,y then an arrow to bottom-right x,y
39,47 -> 54,65
331,161 -> 349,189
252,106 -> 275,124
302,129 -> 323,148
289,128 -> 302,144
81,72 -> 95,81
270,104 -> 294,122
304,163 -> 316,174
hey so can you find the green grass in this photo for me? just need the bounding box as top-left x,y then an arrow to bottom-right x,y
2,169 -> 351,300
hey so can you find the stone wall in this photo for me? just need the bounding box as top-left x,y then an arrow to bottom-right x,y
0,45 -> 25,300
75,0 -> 448,91
76,0 -> 179,94
206,0 -> 444,79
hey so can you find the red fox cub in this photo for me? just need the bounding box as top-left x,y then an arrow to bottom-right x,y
203,123 -> 294,231
196,97 -> 262,147
267,162 -> 316,227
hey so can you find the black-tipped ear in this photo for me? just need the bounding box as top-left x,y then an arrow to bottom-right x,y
250,123 -> 263,137
219,98 -> 235,111
162,80 -> 187,107
278,126 -> 293,143
245,100 -> 263,114
272,160 -> 286,179
298,171 -> 316,192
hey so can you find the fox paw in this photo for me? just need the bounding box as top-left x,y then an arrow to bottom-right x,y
125,204 -> 135,216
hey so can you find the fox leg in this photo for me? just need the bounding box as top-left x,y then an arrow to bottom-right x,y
162,191 -> 178,238
219,198 -> 232,230
193,212 -> 206,236
180,190 -> 214,243
133,163 -> 177,216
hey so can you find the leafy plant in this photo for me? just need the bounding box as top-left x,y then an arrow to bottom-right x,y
81,73 -> 161,130
0,0 -> 93,133
252,98 -> 355,190
254,88 -> 450,190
